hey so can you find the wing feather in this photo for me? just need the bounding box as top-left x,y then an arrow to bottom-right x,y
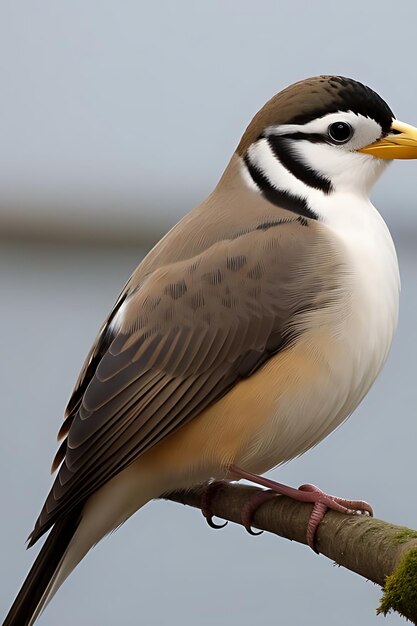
30,215 -> 341,545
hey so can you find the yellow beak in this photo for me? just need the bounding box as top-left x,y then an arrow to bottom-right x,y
358,119 -> 417,159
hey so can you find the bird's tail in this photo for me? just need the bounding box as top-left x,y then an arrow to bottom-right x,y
3,463 -> 162,626
2,507 -> 82,626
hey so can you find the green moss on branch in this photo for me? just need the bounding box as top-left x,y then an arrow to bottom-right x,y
378,547 -> 417,622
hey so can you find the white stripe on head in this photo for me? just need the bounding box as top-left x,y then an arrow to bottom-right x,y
246,138 -> 324,201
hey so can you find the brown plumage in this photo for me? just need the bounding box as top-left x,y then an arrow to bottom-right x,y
4,75 -> 404,626
32,160 -> 343,544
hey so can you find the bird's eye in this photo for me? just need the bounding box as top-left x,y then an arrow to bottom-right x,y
328,122 -> 353,144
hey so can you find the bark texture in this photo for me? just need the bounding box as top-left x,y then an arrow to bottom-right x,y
163,484 -> 417,622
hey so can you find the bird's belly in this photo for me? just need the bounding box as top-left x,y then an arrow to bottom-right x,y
235,327 -> 361,473
238,324 -> 387,474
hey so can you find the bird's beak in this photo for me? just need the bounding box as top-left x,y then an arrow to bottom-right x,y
358,120 -> 417,159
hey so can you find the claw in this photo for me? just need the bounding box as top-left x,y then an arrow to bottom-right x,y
200,481 -> 228,530
207,516 -> 228,530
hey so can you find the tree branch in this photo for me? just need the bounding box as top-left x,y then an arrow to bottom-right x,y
163,484 -> 417,622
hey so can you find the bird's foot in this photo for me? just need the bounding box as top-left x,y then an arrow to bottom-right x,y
297,483 -> 373,551
200,481 -> 228,529
241,489 -> 278,535
229,465 -> 373,552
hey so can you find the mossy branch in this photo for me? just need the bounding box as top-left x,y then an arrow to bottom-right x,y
163,483 -> 417,622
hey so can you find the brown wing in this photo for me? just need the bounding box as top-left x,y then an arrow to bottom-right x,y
30,214 -> 341,544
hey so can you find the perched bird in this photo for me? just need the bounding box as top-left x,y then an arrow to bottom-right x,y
4,75 -> 417,625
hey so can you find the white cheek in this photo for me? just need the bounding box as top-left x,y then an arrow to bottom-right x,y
343,116 -> 382,151
291,141 -> 389,195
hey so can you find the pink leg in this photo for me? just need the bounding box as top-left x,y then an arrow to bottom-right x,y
241,490 -> 278,535
230,465 -> 373,552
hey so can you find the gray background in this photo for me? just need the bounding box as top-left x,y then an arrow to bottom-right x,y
1,1 -> 416,624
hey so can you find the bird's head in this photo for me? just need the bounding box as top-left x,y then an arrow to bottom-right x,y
236,76 -> 417,206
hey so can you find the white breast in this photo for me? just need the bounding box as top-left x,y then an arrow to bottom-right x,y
324,192 -> 400,390
242,193 -> 400,473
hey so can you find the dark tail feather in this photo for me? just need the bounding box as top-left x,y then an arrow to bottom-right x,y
3,508 -> 81,626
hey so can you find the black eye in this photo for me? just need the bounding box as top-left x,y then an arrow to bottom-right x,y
328,122 -> 353,144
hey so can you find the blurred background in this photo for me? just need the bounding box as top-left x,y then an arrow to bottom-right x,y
1,1 -> 416,624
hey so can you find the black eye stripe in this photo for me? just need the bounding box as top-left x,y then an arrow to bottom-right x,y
271,131 -> 327,144
267,135 -> 333,194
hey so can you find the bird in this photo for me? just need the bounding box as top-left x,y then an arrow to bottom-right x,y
4,75 -> 417,626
